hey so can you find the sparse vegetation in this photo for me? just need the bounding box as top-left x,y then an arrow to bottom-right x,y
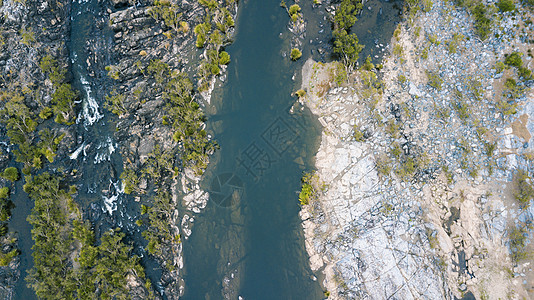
19,27 -> 35,46
393,44 -> 404,57
428,34 -> 439,45
426,70 -> 443,90
509,225 -> 531,261
453,98 -> 470,121
298,172 -> 318,205
513,169 -> 534,209
447,33 -> 464,53
353,127 -> 365,141
375,155 -> 392,176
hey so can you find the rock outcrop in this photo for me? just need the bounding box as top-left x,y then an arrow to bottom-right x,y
300,0 -> 534,298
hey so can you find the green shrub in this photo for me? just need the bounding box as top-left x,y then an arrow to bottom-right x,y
518,67 -> 532,80
104,91 -> 127,116
39,107 -> 53,120
194,23 -> 210,48
505,52 -> 523,68
0,187 -> 8,199
210,64 -> 220,75
332,0 -> 364,69
393,26 -> 401,39
514,170 -> 534,208
120,168 -> 140,195
0,249 -> 19,266
1,167 -> 19,182
219,51 -> 230,65
148,1 -> 182,32
362,56 -> 374,70
509,226 -> 530,261
198,0 -> 219,9
298,172 -> 317,205
495,61 -> 506,73
471,3 -> 494,40
422,0 -> 433,12
288,4 -> 301,16
426,70 -> 443,90
51,83 -> 78,125
290,48 -> 302,60
496,99 -> 518,115
295,89 -> 306,98
503,77 -> 523,99
496,0 -> 515,12
353,128 -> 364,141
334,62 -> 348,85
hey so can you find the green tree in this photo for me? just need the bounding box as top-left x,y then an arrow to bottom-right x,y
334,0 -> 360,30
120,167 -> 141,195
333,29 -> 364,71
51,83 -> 78,125
219,51 -> 231,65
104,90 -> 127,116
1,167 -> 19,182
194,23 -> 211,48
148,2 -> 182,32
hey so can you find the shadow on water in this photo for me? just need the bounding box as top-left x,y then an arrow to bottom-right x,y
354,0 -> 403,63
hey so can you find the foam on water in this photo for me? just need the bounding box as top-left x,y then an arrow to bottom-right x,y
69,142 -> 86,160
94,137 -> 116,164
102,179 -> 123,215
78,75 -> 104,127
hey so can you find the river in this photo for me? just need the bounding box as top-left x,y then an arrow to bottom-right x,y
181,1 -> 325,299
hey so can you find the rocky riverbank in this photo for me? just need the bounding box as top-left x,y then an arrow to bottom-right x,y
102,0 -> 238,298
300,0 -> 534,298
